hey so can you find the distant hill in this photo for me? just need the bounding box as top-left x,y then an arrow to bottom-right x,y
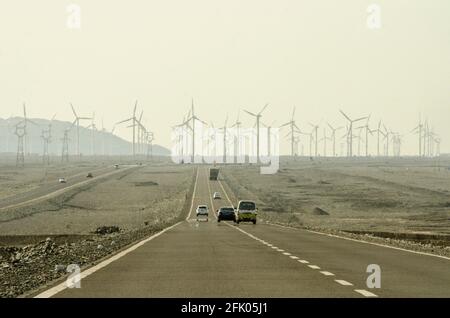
0,117 -> 170,156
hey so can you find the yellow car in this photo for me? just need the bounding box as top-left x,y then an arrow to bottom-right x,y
235,200 -> 257,224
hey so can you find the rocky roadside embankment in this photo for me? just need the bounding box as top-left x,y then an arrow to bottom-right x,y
0,222 -> 179,298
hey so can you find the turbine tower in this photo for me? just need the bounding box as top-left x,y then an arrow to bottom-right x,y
230,111 -> 242,163
309,122 -> 319,157
220,115 -> 229,163
412,117 -> 423,157
70,103 -> 92,159
244,104 -> 269,163
21,103 -> 39,155
116,101 -> 138,158
86,112 -> 97,156
183,99 -> 207,163
280,107 -> 301,157
339,110 -> 368,157
327,123 -> 343,157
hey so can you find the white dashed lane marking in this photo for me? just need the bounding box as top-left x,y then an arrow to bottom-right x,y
335,280 -> 353,286
308,265 -> 321,270
320,271 -> 335,276
215,176 -> 378,298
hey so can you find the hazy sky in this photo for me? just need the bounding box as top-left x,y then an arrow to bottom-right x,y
0,0 -> 449,154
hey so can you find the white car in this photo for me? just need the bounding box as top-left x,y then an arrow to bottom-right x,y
196,205 -> 209,221
213,192 -> 221,199
58,178 -> 66,183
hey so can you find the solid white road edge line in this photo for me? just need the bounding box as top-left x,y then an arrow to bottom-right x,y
186,168 -> 200,221
267,221 -> 450,261
36,167 -> 202,298
35,221 -> 183,298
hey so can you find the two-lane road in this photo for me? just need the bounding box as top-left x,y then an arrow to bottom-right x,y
36,167 -> 450,298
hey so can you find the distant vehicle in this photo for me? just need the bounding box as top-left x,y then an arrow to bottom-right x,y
58,178 -> 66,183
217,207 -> 235,222
213,192 -> 221,199
86,173 -> 93,178
235,200 -> 257,224
196,205 -> 209,221
209,168 -> 220,180
114,164 -> 119,169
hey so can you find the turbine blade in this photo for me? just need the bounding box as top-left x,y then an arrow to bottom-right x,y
244,110 -> 257,117
70,103 -> 77,117
116,118 -> 133,125
339,109 -> 351,122
353,116 -> 368,122
258,103 -> 269,115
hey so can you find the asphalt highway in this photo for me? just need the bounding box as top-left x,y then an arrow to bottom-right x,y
36,167 -> 450,298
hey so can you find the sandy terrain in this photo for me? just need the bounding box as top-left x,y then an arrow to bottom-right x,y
221,157 -> 450,241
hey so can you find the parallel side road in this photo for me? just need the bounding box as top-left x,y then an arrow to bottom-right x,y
0,165 -> 136,211
37,167 -> 449,297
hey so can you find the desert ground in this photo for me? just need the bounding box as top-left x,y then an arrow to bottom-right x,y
222,157 -> 450,243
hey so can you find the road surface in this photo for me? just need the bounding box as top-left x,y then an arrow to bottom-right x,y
36,167 -> 450,298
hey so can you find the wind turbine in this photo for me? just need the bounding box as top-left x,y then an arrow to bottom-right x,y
146,131 -> 154,159
383,124 -> 392,156
183,99 -> 207,162
21,103 -> 39,155
339,110 -> 368,157
86,112 -> 97,156
309,122 -> 319,157
219,115 -> 229,163
411,116 -> 423,157
358,116 -> 373,157
355,126 -> 364,156
261,120 -> 276,157
374,121 -> 385,157
70,103 -> 92,158
101,119 -> 106,156
244,103 -> 269,163
173,113 -> 191,160
327,123 -> 343,157
231,111 -> 242,163
280,107 -> 301,156
116,101 -> 138,158
299,130 -> 314,157
319,127 -> 332,157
